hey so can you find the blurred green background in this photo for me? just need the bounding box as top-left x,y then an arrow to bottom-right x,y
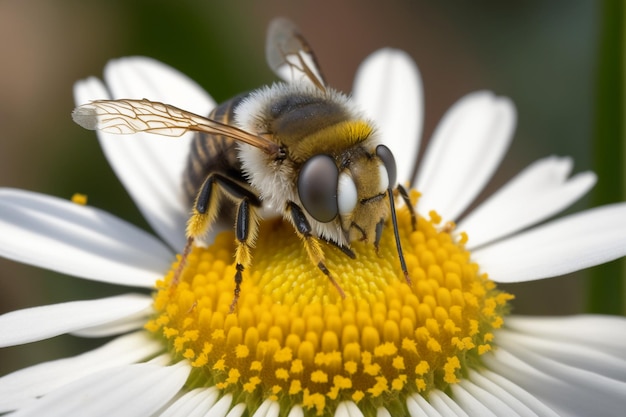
0,0 -> 618,376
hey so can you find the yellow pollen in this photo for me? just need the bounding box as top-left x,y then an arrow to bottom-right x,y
71,193 -> 88,205
147,189 -> 511,415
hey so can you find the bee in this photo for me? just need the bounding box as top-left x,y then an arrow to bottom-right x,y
72,18 -> 415,310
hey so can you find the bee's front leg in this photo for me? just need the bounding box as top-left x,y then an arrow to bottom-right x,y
287,201 -> 346,299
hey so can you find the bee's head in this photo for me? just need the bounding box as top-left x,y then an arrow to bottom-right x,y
297,144 -> 397,244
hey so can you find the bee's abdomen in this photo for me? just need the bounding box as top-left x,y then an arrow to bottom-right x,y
183,93 -> 249,204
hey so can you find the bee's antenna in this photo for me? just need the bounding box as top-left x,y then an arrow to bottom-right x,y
387,188 -> 411,285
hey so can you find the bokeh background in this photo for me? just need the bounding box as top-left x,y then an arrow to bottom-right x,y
0,0 -> 619,376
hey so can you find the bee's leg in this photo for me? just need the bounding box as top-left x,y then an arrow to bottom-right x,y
320,237 -> 356,259
230,196 -> 261,313
396,184 -> 417,231
387,188 -> 411,285
287,201 -> 346,299
374,218 -> 384,254
171,174 -> 223,288
171,237 -> 194,288
208,174 -> 262,312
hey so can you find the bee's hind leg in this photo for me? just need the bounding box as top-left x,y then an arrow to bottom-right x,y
171,173 -> 223,289
287,201 -> 346,299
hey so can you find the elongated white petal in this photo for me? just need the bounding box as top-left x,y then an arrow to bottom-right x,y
0,188 -> 171,287
252,399 -> 280,417
0,331 -> 161,412
104,56 -> 216,114
0,294 -> 152,347
8,361 -> 190,417
448,384 -> 499,417
478,369 -> 561,417
457,379 -> 525,417
375,407 -> 393,417
415,92 -> 516,221
497,329 -> 626,383
473,203 -> 626,282
74,57 -> 216,251
287,405 -> 304,417
458,156 -> 596,249
353,48 -> 423,185
70,313 -> 147,338
105,57 -> 217,249
225,401 -> 246,417
73,77 -> 187,252
428,390 -> 470,417
484,345 -> 626,417
205,393 -> 234,417
469,370 -> 560,417
160,387 -> 220,417
406,393 -> 442,417
504,315 -> 626,358
344,401 -> 366,417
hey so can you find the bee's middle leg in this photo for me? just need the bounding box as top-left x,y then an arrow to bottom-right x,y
213,175 -> 262,313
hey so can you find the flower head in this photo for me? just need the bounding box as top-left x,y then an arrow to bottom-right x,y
1,29 -> 626,417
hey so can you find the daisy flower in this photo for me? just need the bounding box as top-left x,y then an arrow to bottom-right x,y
2,38 -> 626,417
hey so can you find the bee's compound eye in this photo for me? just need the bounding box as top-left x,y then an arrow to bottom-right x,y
338,172 -> 357,216
298,155 -> 339,223
376,144 -> 397,188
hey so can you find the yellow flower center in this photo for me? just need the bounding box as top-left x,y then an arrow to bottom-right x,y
145,191 -> 512,416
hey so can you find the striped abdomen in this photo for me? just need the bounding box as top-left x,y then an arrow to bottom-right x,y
183,94 -> 250,205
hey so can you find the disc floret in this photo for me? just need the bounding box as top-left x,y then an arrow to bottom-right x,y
145,192 -> 512,416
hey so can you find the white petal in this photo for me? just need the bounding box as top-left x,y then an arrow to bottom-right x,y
469,369 -> 559,417
70,313 -> 147,338
497,327 -> 626,381
458,156 -> 596,249
406,393 -> 442,417
0,331 -> 161,412
457,379 -> 525,417
375,407 -> 393,417
251,399 -> 279,417
148,353 -> 175,366
478,369 -> 561,417
472,203 -> 626,282
73,77 -> 187,252
0,294 -> 152,347
415,92 -> 516,221
484,346 -> 626,417
344,401 -> 365,417
335,402 -> 351,417
353,48 -> 423,185
504,315 -> 626,358
0,188 -> 171,287
287,405 -> 304,417
204,394 -> 234,417
104,56 -> 216,113
428,390 -> 470,417
160,387 -> 219,417
8,361 -> 190,417
448,384 -> 500,417
106,57 -> 217,249
224,401 -> 246,417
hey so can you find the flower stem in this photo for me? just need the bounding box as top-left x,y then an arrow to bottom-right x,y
589,0 -> 626,315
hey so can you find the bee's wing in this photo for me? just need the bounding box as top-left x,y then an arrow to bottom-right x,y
72,99 -> 280,155
266,18 -> 326,90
